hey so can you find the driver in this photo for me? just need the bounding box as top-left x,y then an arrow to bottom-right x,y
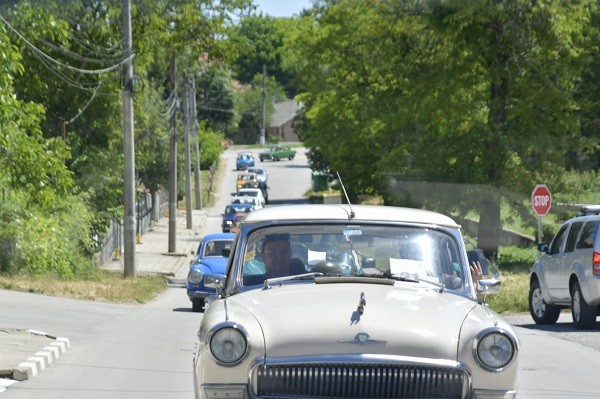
262,233 -> 306,279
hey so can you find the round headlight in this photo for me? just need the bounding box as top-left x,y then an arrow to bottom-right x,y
210,327 -> 247,364
188,269 -> 203,284
476,332 -> 515,370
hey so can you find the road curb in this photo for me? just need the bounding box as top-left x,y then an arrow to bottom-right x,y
9,330 -> 70,382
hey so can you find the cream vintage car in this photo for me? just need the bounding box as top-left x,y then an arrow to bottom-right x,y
193,204 -> 519,399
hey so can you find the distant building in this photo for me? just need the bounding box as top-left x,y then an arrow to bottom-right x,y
267,99 -> 302,143
233,98 -> 302,144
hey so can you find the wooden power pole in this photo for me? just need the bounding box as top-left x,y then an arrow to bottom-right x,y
122,0 -> 136,277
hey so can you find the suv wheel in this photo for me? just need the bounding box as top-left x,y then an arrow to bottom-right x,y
571,281 -> 597,329
529,279 -> 560,324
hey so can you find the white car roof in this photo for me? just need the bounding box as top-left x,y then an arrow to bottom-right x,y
242,204 -> 460,228
237,188 -> 263,195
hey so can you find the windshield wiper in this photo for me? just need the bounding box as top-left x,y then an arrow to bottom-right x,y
263,272 -> 321,289
386,272 -> 446,292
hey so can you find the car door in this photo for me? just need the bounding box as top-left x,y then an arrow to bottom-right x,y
559,221 -> 584,301
544,223 -> 569,300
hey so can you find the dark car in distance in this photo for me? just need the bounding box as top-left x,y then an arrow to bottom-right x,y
221,203 -> 255,233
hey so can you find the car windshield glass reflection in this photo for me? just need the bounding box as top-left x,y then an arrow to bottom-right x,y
240,224 -> 465,289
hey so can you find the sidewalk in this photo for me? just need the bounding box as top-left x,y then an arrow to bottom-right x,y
101,208 -> 207,281
0,209 -> 207,391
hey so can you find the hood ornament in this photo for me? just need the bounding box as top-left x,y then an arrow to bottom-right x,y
338,332 -> 387,345
358,292 -> 366,314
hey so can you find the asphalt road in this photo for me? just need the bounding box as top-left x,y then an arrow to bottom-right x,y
3,146 -> 600,398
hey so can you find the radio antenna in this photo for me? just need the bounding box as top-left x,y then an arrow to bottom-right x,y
336,172 -> 355,219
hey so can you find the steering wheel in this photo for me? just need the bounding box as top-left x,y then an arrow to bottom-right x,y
311,261 -> 342,276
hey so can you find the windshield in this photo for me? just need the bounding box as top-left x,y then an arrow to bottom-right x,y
239,224 -> 466,290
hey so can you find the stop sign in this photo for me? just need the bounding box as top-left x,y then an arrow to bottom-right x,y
532,184 -> 552,216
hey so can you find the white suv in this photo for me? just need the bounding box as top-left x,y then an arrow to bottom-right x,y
529,205 -> 600,329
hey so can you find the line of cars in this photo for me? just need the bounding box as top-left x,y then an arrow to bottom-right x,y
226,151 -> 273,234
188,151 -> 274,313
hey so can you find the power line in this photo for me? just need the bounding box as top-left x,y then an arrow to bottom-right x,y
39,37 -> 128,65
65,82 -> 102,125
0,12 -> 134,75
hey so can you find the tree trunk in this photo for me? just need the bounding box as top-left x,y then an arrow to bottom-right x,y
479,14 -> 510,261
477,197 -> 501,260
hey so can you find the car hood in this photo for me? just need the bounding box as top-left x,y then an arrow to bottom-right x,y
196,258 -> 228,273
228,282 -> 478,360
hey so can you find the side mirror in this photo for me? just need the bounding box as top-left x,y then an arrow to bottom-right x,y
204,273 -> 227,296
479,276 -> 501,295
537,242 -> 549,253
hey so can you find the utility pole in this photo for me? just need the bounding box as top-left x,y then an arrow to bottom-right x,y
184,74 -> 192,229
122,0 -> 136,277
260,64 -> 266,145
168,54 -> 178,253
191,74 -> 202,210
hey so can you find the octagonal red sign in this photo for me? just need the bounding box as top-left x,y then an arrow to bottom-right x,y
531,184 -> 552,216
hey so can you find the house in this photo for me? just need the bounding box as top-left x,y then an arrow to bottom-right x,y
266,99 -> 302,143
232,98 -> 302,144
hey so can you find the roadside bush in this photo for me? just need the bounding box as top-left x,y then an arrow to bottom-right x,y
0,192 -> 97,279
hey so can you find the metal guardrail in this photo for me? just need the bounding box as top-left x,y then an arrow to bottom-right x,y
95,189 -> 168,266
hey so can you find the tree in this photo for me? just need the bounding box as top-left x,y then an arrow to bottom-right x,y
236,73 -> 286,143
232,14 -> 299,96
196,64 -> 240,135
285,0 -> 597,258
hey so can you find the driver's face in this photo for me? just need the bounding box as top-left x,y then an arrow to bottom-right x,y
263,240 -> 291,276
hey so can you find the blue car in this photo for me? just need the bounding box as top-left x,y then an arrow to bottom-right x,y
235,151 -> 254,170
187,233 -> 235,312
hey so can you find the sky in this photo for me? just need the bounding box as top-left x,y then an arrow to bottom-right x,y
252,0 -> 313,17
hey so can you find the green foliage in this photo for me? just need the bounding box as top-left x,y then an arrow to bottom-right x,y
196,65 -> 240,135
0,190 -> 96,279
231,14 -> 299,96
285,0 -> 599,254
198,122 -> 227,169
1,0 -> 256,279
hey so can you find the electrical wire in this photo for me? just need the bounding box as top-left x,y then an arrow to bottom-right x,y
0,12 -> 134,75
39,38 -> 128,65
65,82 -> 102,125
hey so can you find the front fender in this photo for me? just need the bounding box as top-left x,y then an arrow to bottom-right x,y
530,261 -> 552,304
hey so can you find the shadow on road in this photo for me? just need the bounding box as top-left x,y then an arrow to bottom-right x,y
172,307 -> 195,313
513,320 -> 600,333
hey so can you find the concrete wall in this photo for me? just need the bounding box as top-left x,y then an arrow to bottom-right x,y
454,216 -> 535,247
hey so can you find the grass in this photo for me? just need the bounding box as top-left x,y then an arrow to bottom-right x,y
0,270 -> 167,304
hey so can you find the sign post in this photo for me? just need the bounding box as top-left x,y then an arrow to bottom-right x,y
531,184 -> 552,243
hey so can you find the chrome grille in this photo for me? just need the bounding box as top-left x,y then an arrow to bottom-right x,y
253,362 -> 469,399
